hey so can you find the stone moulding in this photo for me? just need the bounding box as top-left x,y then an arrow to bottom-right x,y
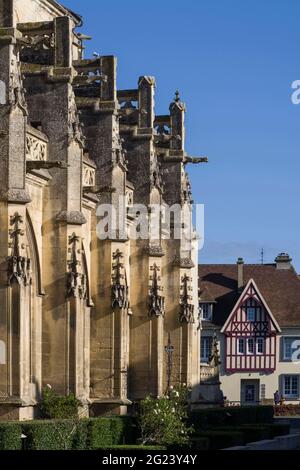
56,210 -> 87,225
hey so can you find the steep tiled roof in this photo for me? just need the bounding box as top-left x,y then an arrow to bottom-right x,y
198,263 -> 300,327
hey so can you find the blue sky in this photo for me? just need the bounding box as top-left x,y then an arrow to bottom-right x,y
63,0 -> 300,271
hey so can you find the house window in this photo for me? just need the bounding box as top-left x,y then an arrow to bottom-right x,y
247,338 -> 255,354
247,307 -> 255,322
282,337 -> 300,361
283,375 -> 299,398
200,303 -> 212,321
201,337 -> 212,363
237,338 -> 245,354
257,337 -> 265,354
245,298 -> 261,322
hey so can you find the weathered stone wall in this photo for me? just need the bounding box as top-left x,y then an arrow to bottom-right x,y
0,0 -> 203,419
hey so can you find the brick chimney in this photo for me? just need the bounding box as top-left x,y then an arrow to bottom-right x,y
237,257 -> 244,290
275,253 -> 292,270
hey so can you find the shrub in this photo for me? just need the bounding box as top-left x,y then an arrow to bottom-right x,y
0,422 -> 22,450
138,386 -> 193,447
275,404 -> 300,416
196,430 -> 244,450
40,387 -> 81,420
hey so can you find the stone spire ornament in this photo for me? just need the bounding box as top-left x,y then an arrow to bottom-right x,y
111,249 -> 130,310
67,233 -> 87,300
7,212 -> 31,286
179,274 -> 195,324
149,263 -> 165,317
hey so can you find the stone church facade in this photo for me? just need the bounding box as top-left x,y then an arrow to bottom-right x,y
0,0 -> 205,420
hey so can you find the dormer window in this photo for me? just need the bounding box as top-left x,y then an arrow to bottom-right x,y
200,303 -> 213,321
247,307 -> 255,322
245,298 -> 261,322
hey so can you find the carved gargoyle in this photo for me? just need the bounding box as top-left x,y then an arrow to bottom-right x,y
183,156 -> 208,164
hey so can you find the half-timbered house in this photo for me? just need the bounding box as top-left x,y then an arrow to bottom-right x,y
198,254 -> 300,405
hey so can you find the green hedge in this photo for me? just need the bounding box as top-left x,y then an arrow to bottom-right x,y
190,406 -> 274,431
216,425 -> 270,443
226,406 -> 274,425
85,417 -> 136,449
195,430 -> 245,450
22,420 -> 86,450
110,416 -> 136,445
98,445 -> 167,450
0,417 -> 136,451
241,423 -> 290,438
190,437 -> 210,450
0,422 -> 22,450
194,422 -> 290,449
267,423 -> 290,437
86,418 -> 113,449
